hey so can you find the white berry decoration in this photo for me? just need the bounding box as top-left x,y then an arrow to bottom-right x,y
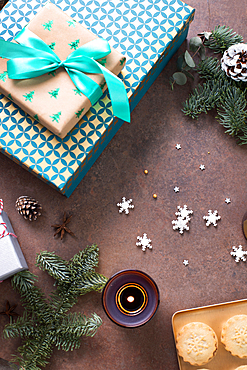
136,233 -> 152,252
203,210 -> 221,227
231,245 -> 247,262
117,197 -> 134,215
221,43 -> 247,81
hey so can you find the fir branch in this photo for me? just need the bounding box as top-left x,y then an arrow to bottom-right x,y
204,25 -> 243,53
12,271 -> 51,323
216,86 -> 247,136
75,272 -> 108,295
3,312 -> 36,339
54,313 -> 102,351
182,80 -> 219,119
36,251 -> 70,283
69,244 -> 100,275
197,56 -> 225,80
4,246 -> 107,369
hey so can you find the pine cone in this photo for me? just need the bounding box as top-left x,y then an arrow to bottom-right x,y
15,196 -> 42,221
221,43 -> 247,81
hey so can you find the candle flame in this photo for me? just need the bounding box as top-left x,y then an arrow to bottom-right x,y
127,296 -> 135,303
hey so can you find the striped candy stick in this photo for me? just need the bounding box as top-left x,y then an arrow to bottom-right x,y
0,199 -> 17,239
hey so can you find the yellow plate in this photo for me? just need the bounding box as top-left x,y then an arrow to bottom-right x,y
172,299 -> 247,370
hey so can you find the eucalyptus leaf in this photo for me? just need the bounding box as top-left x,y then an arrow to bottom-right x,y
183,70 -> 194,80
173,72 -> 187,85
177,54 -> 186,71
199,45 -> 206,60
189,36 -> 203,52
184,50 -> 195,68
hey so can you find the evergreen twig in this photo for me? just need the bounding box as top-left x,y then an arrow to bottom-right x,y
204,25 -> 243,53
182,25 -> 247,145
3,245 -> 107,370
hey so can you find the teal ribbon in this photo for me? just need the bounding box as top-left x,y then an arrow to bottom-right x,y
0,28 -> 130,123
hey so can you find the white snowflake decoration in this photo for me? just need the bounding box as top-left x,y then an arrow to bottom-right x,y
175,144 -> 181,150
199,164 -> 205,171
225,198 -> 231,204
175,205 -> 193,219
117,197 -> 134,214
231,245 -> 247,262
174,186 -> 180,193
172,216 -> 191,234
203,210 -> 221,227
136,233 -> 152,252
183,259 -> 189,266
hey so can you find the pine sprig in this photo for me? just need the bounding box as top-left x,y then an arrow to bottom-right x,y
3,245 -> 107,370
182,25 -> 247,145
36,251 -> 70,283
204,25 -> 243,53
216,86 -> 247,136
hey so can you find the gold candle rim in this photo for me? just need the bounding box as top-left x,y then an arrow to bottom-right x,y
115,283 -> 148,316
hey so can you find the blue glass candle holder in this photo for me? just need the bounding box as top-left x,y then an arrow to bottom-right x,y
102,270 -> 160,328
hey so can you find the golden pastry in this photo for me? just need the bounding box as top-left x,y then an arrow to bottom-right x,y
176,322 -> 218,366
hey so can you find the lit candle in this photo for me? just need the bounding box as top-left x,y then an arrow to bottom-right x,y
102,270 -> 159,328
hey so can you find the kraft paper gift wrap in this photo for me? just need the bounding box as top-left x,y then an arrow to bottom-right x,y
0,2 -> 129,138
0,209 -> 28,281
0,0 -> 195,197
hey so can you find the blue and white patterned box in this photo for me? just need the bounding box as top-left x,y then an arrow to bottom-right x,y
0,0 -> 194,197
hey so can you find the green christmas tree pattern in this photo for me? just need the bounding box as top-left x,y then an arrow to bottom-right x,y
7,93 -> 13,100
120,57 -> 126,66
50,111 -> 61,123
49,88 -> 60,99
23,91 -> 34,102
75,108 -> 84,118
48,70 -> 57,77
0,71 -> 8,82
67,19 -> 76,27
42,20 -> 53,31
73,87 -> 82,96
98,58 -> 107,66
100,81 -> 106,90
34,114 -> 39,122
69,39 -> 80,50
48,42 -> 56,50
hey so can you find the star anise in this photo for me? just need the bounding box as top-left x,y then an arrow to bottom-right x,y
51,212 -> 75,240
0,301 -> 19,320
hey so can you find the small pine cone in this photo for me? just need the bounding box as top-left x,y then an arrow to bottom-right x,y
15,196 -> 42,221
221,43 -> 247,81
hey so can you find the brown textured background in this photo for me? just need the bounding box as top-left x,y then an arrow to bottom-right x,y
1,0 -> 247,369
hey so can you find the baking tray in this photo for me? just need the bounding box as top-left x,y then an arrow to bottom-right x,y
172,299 -> 247,370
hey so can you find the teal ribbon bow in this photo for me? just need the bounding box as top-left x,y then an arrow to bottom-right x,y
0,28 -> 130,123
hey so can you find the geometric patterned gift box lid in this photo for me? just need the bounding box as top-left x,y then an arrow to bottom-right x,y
0,0 -> 195,197
0,2 -> 129,138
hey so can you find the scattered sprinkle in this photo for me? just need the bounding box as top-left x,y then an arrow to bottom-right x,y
225,198 -> 231,204
144,169 -> 148,175
136,233 -> 152,252
153,193 -> 157,199
174,186 -> 180,193
203,210 -> 221,227
183,259 -> 189,266
117,197 -> 134,215
175,144 -> 181,150
199,164 -> 205,171
230,245 -> 247,262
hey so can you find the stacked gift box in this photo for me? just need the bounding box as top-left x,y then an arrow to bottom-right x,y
0,0 -> 195,197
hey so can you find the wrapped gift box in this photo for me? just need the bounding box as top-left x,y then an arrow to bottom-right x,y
0,209 -> 28,280
0,2 -> 128,138
0,0 -> 195,197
